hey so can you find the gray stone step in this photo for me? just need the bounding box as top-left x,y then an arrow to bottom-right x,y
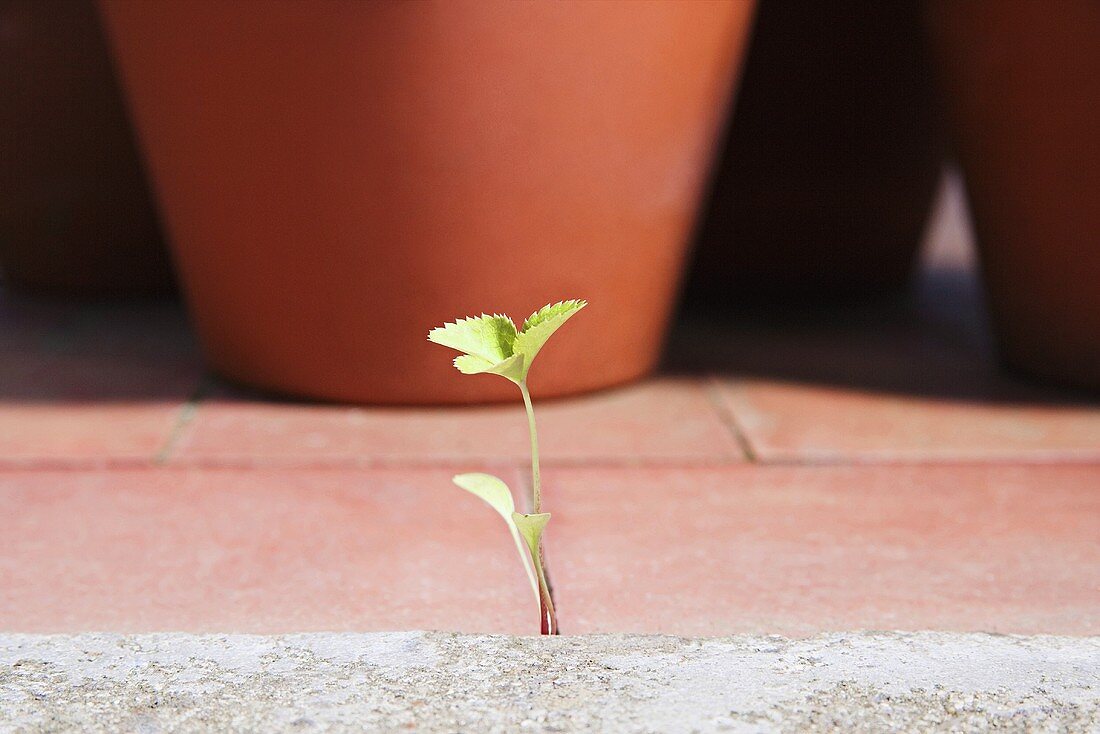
2,631 -> 1098,733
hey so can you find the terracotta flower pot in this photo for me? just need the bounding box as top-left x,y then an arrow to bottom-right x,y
925,0 -> 1100,391
685,0 -> 943,307
0,0 -> 172,297
99,0 -> 755,404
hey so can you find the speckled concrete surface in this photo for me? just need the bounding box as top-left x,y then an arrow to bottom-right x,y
2,631 -> 1098,732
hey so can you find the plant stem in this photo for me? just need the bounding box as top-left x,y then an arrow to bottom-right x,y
535,546 -> 558,635
519,380 -> 540,513
518,379 -> 558,634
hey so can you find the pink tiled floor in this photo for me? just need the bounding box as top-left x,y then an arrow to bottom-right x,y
4,465 -> 1096,636
0,468 -> 531,634
0,174 -> 1098,635
551,465 -> 1100,636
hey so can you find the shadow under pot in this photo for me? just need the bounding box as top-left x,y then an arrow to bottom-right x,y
0,0 -> 172,297
99,0 -> 757,404
925,0 -> 1100,392
685,0 -> 944,310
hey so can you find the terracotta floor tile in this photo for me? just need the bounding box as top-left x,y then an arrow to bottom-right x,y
0,297 -> 202,464
0,404 -> 187,466
549,465 -> 1100,636
169,378 -> 744,467
717,378 -> 1100,463
0,468 -> 534,633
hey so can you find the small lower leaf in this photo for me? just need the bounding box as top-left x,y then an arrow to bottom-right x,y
452,473 -> 539,606
452,472 -> 514,519
513,512 -> 556,635
512,512 -> 551,557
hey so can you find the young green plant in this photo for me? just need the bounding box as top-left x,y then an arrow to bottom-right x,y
428,299 -> 586,635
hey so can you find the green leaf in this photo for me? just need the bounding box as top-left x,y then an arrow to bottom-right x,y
512,512 -> 551,557
514,512 -> 556,634
452,473 -> 539,603
453,353 -> 525,383
427,314 -> 517,363
520,299 -> 587,334
452,472 -> 515,519
512,300 -> 586,377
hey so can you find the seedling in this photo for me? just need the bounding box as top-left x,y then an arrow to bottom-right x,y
428,299 -> 586,635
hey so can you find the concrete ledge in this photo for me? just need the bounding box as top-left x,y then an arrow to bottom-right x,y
2,632 -> 1098,732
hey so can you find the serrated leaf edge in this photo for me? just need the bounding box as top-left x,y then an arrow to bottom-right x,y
427,313 -> 518,363
520,299 -> 587,334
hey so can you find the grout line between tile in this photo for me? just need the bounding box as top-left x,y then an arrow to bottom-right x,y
703,376 -> 759,462
2,455 -> 1099,472
153,376 -> 211,465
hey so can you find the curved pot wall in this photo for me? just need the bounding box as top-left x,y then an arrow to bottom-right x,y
100,0 -> 755,403
926,0 -> 1100,390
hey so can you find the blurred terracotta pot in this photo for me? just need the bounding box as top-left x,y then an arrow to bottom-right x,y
0,0 -> 172,297
687,0 -> 943,306
926,0 -> 1100,391
99,0 -> 754,404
